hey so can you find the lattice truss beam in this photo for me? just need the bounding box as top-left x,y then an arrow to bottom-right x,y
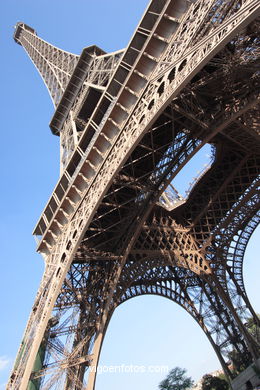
14,23 -> 79,106
14,22 -> 123,170
9,0 -> 260,389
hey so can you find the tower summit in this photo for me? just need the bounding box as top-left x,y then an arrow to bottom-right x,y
14,22 -> 79,107
9,1 -> 260,389
13,21 -> 124,170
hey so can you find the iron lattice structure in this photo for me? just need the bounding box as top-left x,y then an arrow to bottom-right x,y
9,1 -> 260,389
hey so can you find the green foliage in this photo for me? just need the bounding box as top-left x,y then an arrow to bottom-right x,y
228,350 -> 251,376
158,315 -> 260,390
201,374 -> 229,390
245,314 -> 260,344
217,373 -> 231,389
228,314 -> 260,375
159,367 -> 194,390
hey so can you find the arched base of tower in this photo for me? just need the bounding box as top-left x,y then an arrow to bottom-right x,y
231,358 -> 260,390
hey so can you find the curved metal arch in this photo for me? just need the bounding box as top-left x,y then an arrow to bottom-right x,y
212,175 -> 259,264
116,266 -> 250,381
212,184 -> 260,325
122,251 -> 208,285
224,209 -> 260,329
118,277 -> 204,320
227,210 -> 260,294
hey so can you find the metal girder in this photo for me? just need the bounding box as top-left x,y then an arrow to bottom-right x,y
117,261 -> 252,380
9,1 -> 260,389
14,22 -> 79,107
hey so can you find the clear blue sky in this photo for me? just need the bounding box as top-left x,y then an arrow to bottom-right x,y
0,1 -> 259,389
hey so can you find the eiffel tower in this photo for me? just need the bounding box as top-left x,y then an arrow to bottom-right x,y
8,1 -> 260,389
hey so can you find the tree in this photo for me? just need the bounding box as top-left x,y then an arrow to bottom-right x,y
159,367 -> 194,390
201,374 -> 229,390
228,349 -> 251,375
245,314 -> 260,344
218,373 -> 232,390
228,314 -> 260,375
